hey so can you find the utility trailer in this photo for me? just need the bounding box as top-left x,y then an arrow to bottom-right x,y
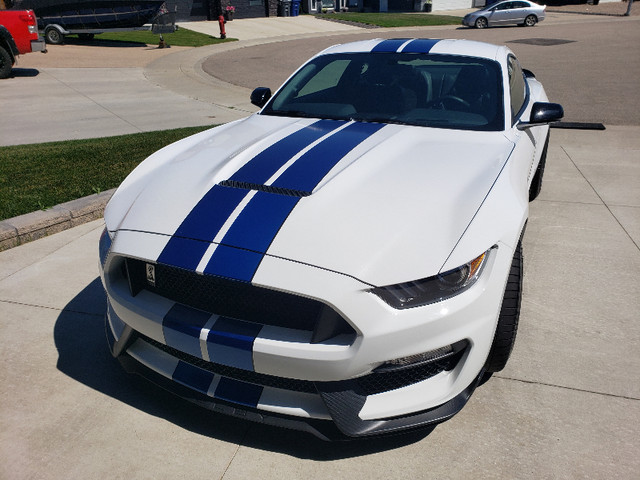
42,18 -> 176,44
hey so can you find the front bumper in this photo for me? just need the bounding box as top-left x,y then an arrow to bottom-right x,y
461,17 -> 475,27
106,316 -> 482,440
100,227 -> 514,438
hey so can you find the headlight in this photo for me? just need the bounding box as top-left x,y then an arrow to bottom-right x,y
371,250 -> 490,309
99,227 -> 113,267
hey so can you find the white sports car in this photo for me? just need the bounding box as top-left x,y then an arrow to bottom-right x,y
99,38 -> 563,440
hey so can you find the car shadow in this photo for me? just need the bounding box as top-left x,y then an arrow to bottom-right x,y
10,68 -> 40,77
54,278 -> 433,458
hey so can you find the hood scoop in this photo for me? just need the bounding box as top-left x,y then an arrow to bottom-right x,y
219,180 -> 312,198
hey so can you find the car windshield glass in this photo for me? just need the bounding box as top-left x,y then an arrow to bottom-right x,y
261,52 -> 504,131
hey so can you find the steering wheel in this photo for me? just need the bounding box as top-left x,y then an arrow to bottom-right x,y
430,95 -> 471,111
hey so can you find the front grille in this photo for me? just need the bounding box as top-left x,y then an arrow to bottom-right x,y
354,347 -> 466,396
142,335 -> 318,393
123,258 -> 355,342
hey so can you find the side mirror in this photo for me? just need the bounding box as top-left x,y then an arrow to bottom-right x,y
517,102 -> 564,130
251,87 -> 272,108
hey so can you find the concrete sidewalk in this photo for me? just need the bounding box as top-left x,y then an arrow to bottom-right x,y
179,14 -> 365,41
1,125 -> 638,479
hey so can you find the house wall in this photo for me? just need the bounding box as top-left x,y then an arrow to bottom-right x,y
169,0 -> 624,20
432,0 -> 473,10
166,0 -> 276,20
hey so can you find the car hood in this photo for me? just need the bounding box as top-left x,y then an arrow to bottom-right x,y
107,115 -> 513,286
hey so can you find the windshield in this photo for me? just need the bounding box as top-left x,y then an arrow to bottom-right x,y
261,53 -> 504,131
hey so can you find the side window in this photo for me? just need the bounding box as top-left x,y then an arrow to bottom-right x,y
507,55 -> 527,124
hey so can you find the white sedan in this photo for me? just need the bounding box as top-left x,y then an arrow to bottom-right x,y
99,38 -> 563,440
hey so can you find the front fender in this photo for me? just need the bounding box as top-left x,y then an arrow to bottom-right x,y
440,148 -> 528,274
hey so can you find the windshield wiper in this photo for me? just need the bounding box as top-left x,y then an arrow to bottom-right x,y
263,110 -> 352,122
349,116 -> 411,126
263,110 -> 315,118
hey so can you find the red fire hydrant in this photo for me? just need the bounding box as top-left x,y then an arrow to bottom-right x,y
218,15 -> 226,39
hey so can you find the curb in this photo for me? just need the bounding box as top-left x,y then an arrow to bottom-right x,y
0,189 -> 114,251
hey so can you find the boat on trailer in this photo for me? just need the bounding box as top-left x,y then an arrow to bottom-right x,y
10,0 -> 166,30
7,0 -> 171,43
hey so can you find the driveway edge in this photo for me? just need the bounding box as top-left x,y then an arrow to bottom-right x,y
0,189 -> 114,251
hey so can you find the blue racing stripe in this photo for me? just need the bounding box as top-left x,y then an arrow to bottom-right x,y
206,317 -> 262,371
208,317 -> 263,351
173,361 -> 215,395
272,122 -> 385,193
402,39 -> 441,53
203,245 -> 264,282
214,377 -> 263,408
229,119 -> 346,185
206,122 -> 384,282
157,237 -> 210,271
204,192 -> 300,281
218,192 -> 300,253
163,304 -> 212,359
158,185 -> 248,269
371,38 -> 411,52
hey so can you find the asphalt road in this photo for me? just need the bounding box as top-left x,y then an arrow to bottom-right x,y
204,14 -> 640,126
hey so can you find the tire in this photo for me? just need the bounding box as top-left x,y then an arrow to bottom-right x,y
78,33 -> 95,41
524,15 -> 537,27
475,17 -> 488,28
529,132 -> 549,202
484,239 -> 523,373
45,27 -> 64,45
0,45 -> 12,79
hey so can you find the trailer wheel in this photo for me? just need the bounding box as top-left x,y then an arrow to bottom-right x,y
45,27 -> 64,45
0,45 -> 13,79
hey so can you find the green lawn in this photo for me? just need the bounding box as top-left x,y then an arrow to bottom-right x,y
0,126 -> 214,221
317,12 -> 462,27
74,27 -> 236,47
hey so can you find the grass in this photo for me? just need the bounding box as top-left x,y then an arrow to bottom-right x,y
316,12 -> 463,28
79,27 -> 235,47
0,126 -> 214,221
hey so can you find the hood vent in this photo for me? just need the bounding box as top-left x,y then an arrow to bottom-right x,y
219,180 -> 311,198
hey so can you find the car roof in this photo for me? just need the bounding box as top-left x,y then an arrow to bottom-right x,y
315,38 -> 507,62
482,0 -> 534,8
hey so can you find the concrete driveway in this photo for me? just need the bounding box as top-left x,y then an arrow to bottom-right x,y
1,11 -> 639,480
2,126 -> 638,479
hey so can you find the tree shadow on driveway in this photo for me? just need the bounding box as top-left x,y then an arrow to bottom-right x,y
54,278 -> 433,459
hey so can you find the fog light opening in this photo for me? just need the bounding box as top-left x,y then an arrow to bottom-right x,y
375,340 -> 468,373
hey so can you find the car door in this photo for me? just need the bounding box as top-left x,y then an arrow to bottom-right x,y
489,2 -> 514,25
508,1 -> 530,25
